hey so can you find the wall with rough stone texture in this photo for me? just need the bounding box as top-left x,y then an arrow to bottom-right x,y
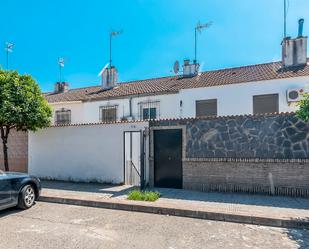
152,113 -> 309,159
150,114 -> 309,196
0,130 -> 28,173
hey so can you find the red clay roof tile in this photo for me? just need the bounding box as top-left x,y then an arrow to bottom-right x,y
45,60 -> 309,103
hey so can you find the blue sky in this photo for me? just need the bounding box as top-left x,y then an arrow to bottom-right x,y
1,0 -> 309,92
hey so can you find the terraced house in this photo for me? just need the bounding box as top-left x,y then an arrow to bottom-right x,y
5,19 -> 309,197
45,26 -> 309,125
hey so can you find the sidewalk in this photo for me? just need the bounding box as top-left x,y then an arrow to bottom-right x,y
39,180 -> 309,229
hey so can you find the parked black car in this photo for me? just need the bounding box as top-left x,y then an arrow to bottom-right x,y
0,172 -> 41,211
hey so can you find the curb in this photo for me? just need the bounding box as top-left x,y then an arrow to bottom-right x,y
39,196 -> 309,229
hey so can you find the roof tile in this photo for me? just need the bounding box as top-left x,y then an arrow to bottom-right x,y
45,60 -> 309,103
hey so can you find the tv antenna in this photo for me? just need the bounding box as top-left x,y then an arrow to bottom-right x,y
194,21 -> 212,64
5,42 -> 14,69
284,0 -> 287,38
98,62 -> 110,77
58,57 -> 65,82
283,0 -> 290,38
109,29 -> 122,68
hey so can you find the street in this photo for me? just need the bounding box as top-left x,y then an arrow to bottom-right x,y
0,202 -> 308,249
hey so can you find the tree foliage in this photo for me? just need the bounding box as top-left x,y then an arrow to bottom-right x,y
0,70 -> 52,171
296,93 -> 309,122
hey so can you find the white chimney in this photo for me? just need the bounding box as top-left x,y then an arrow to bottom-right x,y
54,82 -> 69,93
102,66 -> 118,89
182,59 -> 199,77
282,19 -> 307,68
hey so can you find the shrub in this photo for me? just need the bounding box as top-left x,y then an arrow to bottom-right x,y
127,190 -> 160,202
296,93 -> 309,122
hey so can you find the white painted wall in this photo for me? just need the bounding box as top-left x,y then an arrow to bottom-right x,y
180,76 -> 309,117
82,93 -> 180,123
51,101 -> 84,124
49,76 -> 309,123
29,122 -> 149,183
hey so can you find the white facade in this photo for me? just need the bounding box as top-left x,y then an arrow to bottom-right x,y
51,101 -> 84,124
50,76 -> 309,124
180,76 -> 309,117
28,122 -> 149,183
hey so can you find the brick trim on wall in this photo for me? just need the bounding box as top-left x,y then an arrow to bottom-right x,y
183,158 -> 309,163
183,160 -> 309,197
0,130 -> 28,173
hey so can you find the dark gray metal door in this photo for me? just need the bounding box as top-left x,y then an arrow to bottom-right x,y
154,129 -> 182,189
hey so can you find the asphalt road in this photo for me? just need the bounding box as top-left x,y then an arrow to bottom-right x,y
0,202 -> 308,249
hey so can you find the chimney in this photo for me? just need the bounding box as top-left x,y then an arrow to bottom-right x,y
102,66 -> 118,89
282,19 -> 307,68
182,59 -> 199,77
298,18 -> 304,37
54,82 -> 69,93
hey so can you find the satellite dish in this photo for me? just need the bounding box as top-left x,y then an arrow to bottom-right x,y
173,60 -> 180,74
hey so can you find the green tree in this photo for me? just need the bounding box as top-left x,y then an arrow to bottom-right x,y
296,93 -> 309,122
0,70 -> 52,171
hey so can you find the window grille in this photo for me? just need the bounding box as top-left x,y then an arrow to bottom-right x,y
138,101 -> 160,120
55,108 -> 71,125
100,105 -> 118,122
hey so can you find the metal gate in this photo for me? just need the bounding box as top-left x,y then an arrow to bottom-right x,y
123,131 -> 146,188
154,129 -> 183,189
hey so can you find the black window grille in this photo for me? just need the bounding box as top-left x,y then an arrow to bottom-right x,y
55,109 -> 71,125
100,106 -> 117,122
138,101 -> 159,120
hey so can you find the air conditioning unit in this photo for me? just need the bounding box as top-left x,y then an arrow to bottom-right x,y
286,88 -> 306,102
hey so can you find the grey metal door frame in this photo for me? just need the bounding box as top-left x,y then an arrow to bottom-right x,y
123,130 -> 146,189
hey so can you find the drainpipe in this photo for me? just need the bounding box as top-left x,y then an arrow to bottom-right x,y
129,97 -> 132,118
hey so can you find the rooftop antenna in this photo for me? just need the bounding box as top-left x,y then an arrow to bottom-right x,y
58,57 -> 65,82
194,21 -> 212,64
5,42 -> 14,70
98,62 -> 110,77
283,0 -> 289,38
109,29 -> 122,68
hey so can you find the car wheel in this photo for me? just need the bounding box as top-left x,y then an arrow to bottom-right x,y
18,185 -> 36,209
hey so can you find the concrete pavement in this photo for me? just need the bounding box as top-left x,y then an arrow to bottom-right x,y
39,180 -> 309,229
0,202 -> 308,249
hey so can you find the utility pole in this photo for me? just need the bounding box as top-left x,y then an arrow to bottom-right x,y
109,30 -> 122,68
5,42 -> 14,70
194,21 -> 212,64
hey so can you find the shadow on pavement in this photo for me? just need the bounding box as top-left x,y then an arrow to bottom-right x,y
284,225 -> 309,249
41,180 -> 309,211
41,180 -> 136,198
152,188 -> 309,210
0,207 -> 22,219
